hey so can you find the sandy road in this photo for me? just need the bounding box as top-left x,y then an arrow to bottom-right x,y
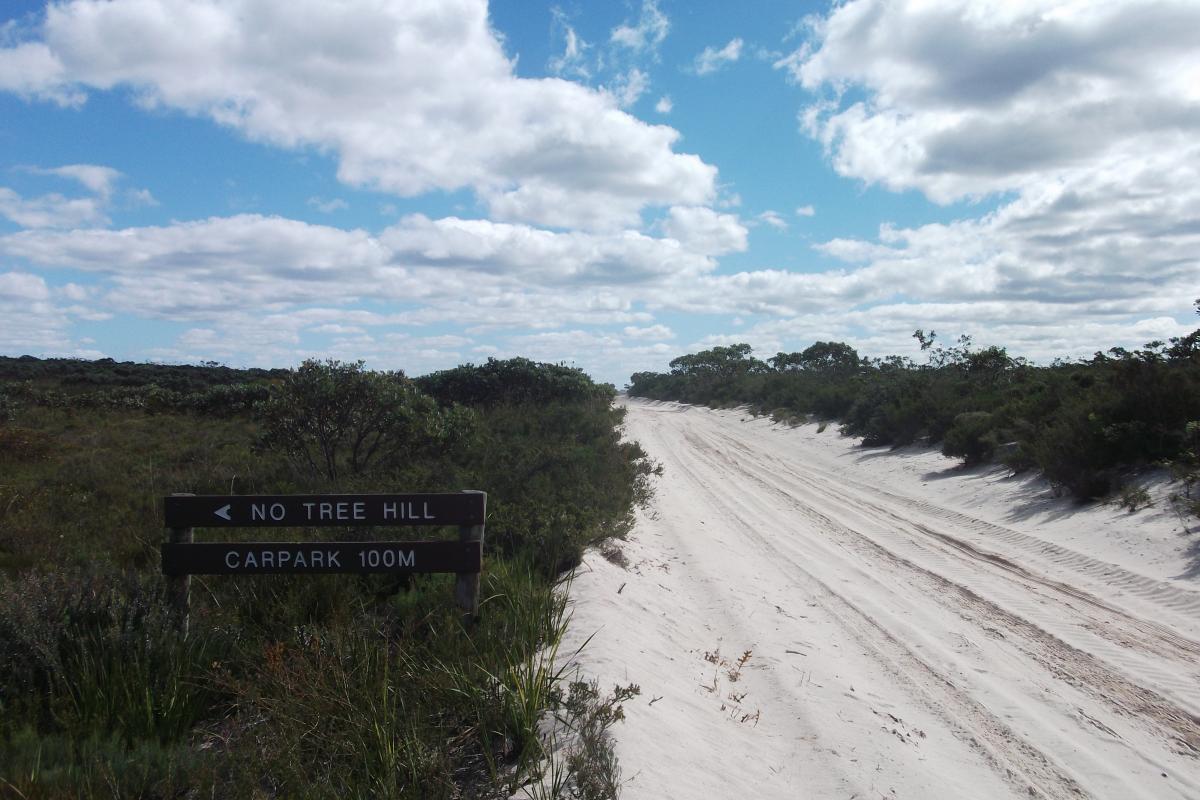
558,399 -> 1200,799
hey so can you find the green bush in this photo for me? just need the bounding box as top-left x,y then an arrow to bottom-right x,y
418,357 -> 608,409
258,359 -> 473,484
942,412 -> 999,465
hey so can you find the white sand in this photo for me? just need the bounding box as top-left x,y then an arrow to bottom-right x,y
559,398 -> 1200,799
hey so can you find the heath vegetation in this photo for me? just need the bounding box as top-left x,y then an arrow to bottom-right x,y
0,355 -> 655,799
629,301 -> 1200,508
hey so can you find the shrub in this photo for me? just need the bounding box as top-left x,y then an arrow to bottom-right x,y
418,358 -> 609,409
259,359 -> 473,483
1117,484 -> 1152,512
942,411 -> 999,465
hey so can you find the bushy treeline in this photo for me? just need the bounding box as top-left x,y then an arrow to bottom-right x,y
0,354 -> 288,392
417,356 -> 614,408
629,308 -> 1200,502
0,356 -> 652,798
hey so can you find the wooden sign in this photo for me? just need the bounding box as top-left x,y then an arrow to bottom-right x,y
162,490 -> 487,634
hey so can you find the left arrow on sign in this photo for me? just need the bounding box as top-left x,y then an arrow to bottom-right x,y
214,504 -> 232,521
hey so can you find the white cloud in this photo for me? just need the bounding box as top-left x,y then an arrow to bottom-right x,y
4,0 -> 1196,381
380,214 -> 717,284
0,211 -> 731,340
60,282 -> 89,301
0,41 -> 83,106
30,164 -> 121,197
1,164 -> 152,229
662,206 -> 748,256
781,0 -> 1200,203
0,271 -> 51,302
549,10 -> 591,79
307,196 -> 348,213
694,38 -> 743,76
702,0 -> 1200,365
717,191 -> 742,209
624,324 -> 674,340
611,1 -> 669,55
3,0 -> 715,231
0,187 -> 109,229
655,95 -> 673,114
610,68 -> 649,109
128,188 -> 158,207
0,271 -> 99,356
757,210 -> 788,230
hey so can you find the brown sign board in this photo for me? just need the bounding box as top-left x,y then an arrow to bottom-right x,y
164,492 -> 485,528
161,540 -> 481,576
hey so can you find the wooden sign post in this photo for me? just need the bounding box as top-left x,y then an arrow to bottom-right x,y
162,491 -> 487,631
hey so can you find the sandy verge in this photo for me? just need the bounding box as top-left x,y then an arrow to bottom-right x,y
558,398 -> 1200,799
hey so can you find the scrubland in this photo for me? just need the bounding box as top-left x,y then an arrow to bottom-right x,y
0,356 -> 654,799
629,310 -> 1200,512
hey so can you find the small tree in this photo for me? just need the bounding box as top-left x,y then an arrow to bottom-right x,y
259,359 -> 471,483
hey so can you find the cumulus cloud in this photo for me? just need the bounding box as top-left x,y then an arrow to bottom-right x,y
662,206 -> 748,256
2,0 -> 715,231
780,0 -> 1200,202
655,95 -> 673,114
0,270 -> 100,356
746,0 -> 1200,362
694,38 -> 743,76
4,0 -> 1196,383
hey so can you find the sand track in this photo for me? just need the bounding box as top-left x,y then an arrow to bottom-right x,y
559,399 -> 1200,799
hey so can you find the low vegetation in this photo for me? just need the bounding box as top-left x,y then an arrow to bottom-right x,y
629,302 -> 1200,505
0,355 -> 655,798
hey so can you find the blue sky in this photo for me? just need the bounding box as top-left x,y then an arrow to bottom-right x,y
1,1 -> 1197,384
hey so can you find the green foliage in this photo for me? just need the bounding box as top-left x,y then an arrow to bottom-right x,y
942,412 -> 999,465
0,570 -> 229,744
259,359 -> 473,484
0,355 -> 286,393
630,323 -> 1200,503
417,358 -> 610,409
468,400 -> 657,576
1,354 -> 648,797
0,727 -> 207,799
769,341 -> 860,374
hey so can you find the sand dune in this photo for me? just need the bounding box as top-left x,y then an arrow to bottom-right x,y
559,398 -> 1200,799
